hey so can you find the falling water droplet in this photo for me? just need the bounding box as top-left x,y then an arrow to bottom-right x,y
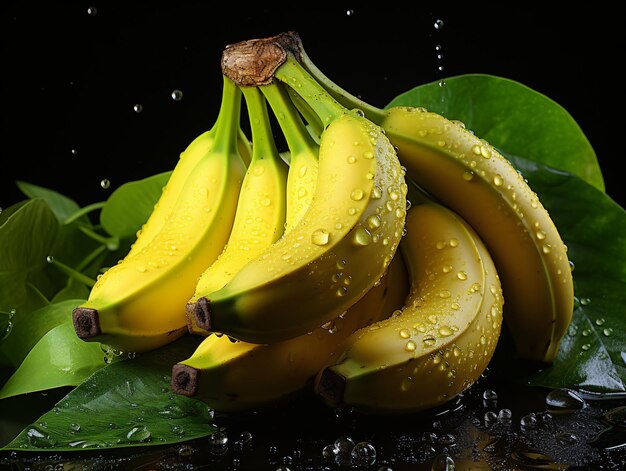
346,9 -> 354,16
171,89 -> 183,101
434,19 -> 445,30
87,6 -> 98,16
100,179 -> 111,189
133,104 -> 143,113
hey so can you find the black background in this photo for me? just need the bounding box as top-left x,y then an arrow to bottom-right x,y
1,2 -> 623,209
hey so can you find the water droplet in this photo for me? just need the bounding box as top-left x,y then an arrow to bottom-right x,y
312,229 -> 330,246
556,432 -> 579,446
603,327 -> 614,337
483,389 -> 498,404
450,302 -> 460,310
367,215 -> 381,230
363,151 -> 374,159
132,103 -> 143,113
462,171 -> 474,181
581,343 -> 591,351
372,186 -> 382,199
322,444 -> 338,461
353,227 -> 372,246
493,175 -> 503,187
595,317 -> 606,326
350,188 -> 364,201
100,178 -> 110,189
346,9 -> 354,16
334,436 -> 355,455
438,433 -> 456,446
46,255 -> 54,263
456,271 -> 467,280
178,444 -> 195,456
87,6 -> 97,16
126,425 -> 151,442
434,19 -> 445,30
69,423 -> 81,433
208,430 -> 228,447
405,340 -> 417,352
26,426 -> 57,448
439,289 -> 451,298
171,89 -> 183,101
423,337 -> 436,347
520,413 -> 538,431
484,410 -> 498,427
438,326 -> 453,337
498,408 -> 512,426
350,442 -> 376,466
580,297 -> 591,306
399,329 -> 410,339
546,388 -> 586,413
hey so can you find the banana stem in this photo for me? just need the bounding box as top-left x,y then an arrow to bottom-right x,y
285,88 -> 323,140
274,57 -> 345,127
47,257 -> 96,287
297,48 -> 387,125
212,75 -> 243,154
63,202 -> 106,225
260,82 -> 319,158
240,86 -> 281,162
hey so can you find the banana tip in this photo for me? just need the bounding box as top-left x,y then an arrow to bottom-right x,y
72,307 -> 101,339
171,364 -> 199,396
317,369 -> 345,406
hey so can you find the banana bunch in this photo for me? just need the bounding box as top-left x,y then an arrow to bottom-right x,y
71,31 -> 574,415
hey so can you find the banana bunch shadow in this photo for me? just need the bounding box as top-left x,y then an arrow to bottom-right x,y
71,32 -> 574,416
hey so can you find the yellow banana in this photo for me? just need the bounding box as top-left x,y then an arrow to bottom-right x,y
186,42 -> 407,344
171,251 -> 409,411
185,85 -> 288,335
284,31 -> 573,363
71,75 -> 248,353
127,119 -> 252,259
260,81 -> 320,231
315,199 -> 503,414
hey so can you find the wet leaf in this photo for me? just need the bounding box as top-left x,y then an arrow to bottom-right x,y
2,336 -> 215,451
0,321 -> 105,400
504,153 -> 626,392
0,299 -> 85,368
387,74 -> 604,192
100,171 -> 172,239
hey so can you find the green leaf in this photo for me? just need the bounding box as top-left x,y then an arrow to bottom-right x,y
0,299 -> 84,368
0,199 -> 61,320
3,336 -> 216,451
503,152 -> 626,392
16,181 -> 84,224
0,321 -> 105,400
100,171 -> 172,239
386,74 -> 604,192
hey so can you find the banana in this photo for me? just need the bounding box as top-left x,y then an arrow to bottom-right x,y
71,75 -> 248,353
282,31 -> 573,363
171,251 -> 409,412
185,85 -> 288,336
185,40 -> 407,344
260,81 -> 320,231
314,199 -> 503,414
126,117 -> 252,259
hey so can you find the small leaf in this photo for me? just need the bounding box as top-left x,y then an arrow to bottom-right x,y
0,321 -> 105,400
504,152 -> 626,392
2,336 -> 215,451
16,181 -> 84,224
387,74 -> 604,192
100,171 -> 172,239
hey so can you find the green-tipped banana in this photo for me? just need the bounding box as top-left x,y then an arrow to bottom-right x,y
283,31 -> 573,363
315,199 -> 503,414
186,85 -> 288,335
172,252 -> 409,411
186,39 -> 407,344
71,76 -> 248,353
261,81 -> 320,231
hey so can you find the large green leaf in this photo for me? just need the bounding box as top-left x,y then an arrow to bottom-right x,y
0,299 -> 85,368
2,336 -> 216,451
386,74 -> 604,192
0,199 -> 60,320
0,321 -> 105,400
16,181 -> 84,224
100,171 -> 172,238
503,152 -> 626,392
